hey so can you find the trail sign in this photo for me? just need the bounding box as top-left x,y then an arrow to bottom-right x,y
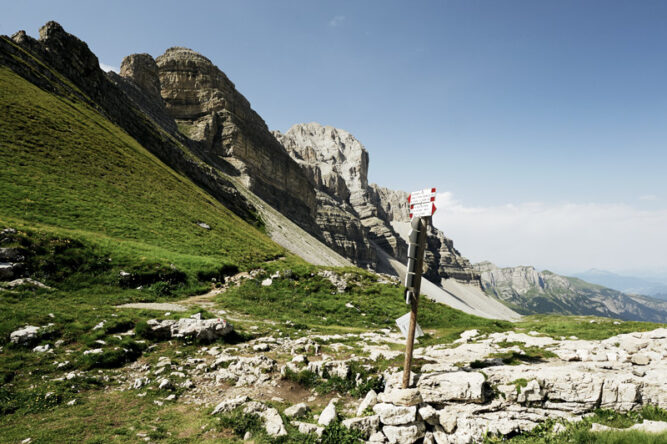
409,188 -> 437,218
408,188 -> 436,204
402,188 -> 435,389
409,202 -> 437,218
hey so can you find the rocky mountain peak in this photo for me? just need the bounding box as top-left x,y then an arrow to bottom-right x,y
154,47 -> 318,232
282,122 -> 370,194
156,46 -> 248,122
37,21 -> 100,76
120,53 -> 161,100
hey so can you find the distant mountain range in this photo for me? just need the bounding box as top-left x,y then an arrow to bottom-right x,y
473,262 -> 667,323
572,269 -> 667,301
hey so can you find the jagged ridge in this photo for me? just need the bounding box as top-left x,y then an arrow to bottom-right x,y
474,261 -> 667,322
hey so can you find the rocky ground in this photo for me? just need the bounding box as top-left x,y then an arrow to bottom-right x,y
3,249 -> 667,443
15,307 -> 663,443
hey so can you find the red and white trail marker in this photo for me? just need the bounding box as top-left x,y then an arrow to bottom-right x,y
408,188 -> 437,218
407,188 -> 436,204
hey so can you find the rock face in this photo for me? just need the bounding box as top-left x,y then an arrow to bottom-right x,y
275,123 -> 405,260
119,53 -> 161,100
155,48 -> 318,232
274,124 -> 382,267
275,122 -> 480,286
475,262 -> 667,322
112,54 -> 179,135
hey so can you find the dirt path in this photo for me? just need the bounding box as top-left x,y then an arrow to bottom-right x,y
115,282 -> 229,313
115,302 -> 188,312
177,287 -> 226,308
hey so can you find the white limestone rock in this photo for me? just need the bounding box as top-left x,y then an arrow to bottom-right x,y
211,395 -> 249,415
341,415 -> 380,438
294,421 -> 324,437
380,388 -> 423,406
418,403 -> 439,425
259,407 -> 287,437
417,371 -> 486,404
382,421 -> 426,444
284,402 -> 309,418
357,389 -> 378,416
10,325 -> 42,345
318,400 -> 337,426
367,431 -> 388,443
373,403 -> 417,426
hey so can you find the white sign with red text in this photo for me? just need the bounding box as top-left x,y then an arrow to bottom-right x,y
409,188 -> 437,218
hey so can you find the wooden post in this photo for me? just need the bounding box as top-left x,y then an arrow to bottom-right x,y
402,216 -> 429,389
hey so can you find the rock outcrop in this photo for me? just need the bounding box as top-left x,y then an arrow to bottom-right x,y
180,327 -> 666,443
155,47 -> 318,232
275,122 -> 480,285
474,262 -> 667,322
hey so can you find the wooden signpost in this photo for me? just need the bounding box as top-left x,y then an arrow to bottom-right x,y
402,187 -> 437,389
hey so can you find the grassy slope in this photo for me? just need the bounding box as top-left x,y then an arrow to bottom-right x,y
0,64 -> 287,433
0,66 -> 283,274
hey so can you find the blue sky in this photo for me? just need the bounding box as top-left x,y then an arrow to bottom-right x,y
3,1 -> 666,273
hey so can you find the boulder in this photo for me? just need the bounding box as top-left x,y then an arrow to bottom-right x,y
133,377 -> 149,389
146,316 -> 233,341
0,248 -> 21,262
517,379 -> 543,403
357,389 -> 378,416
631,354 -> 650,366
317,270 -> 348,293
318,400 -> 337,426
418,404 -> 439,425
380,388 -> 423,406
438,411 -> 458,434
0,278 -> 51,289
259,407 -> 287,437
215,355 -> 276,386
382,421 -> 426,444
307,360 -> 349,379
417,371 -> 486,404
341,415 -> 380,438
211,395 -> 249,415
284,402 -> 309,418
368,431 -> 388,443
373,403 -> 417,426
294,421 -> 324,437
0,262 -> 20,280
158,378 -> 172,390
10,325 -> 42,345
600,377 -> 640,412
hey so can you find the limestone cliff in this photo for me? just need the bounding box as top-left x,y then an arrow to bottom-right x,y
275,122 -> 480,285
155,48 -> 318,233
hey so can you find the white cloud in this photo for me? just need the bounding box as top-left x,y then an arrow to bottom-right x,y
639,194 -> 657,201
432,192 -> 667,274
99,62 -> 118,73
329,15 -> 346,27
